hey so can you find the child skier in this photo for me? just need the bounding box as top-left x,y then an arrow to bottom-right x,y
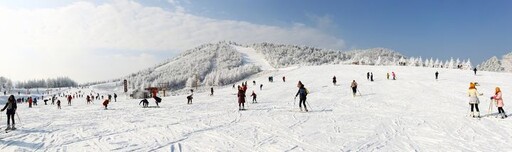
468,82 -> 482,118
491,87 -> 507,119
392,72 -> 396,80
295,82 -> 308,112
1,95 -> 17,130
251,91 -> 257,103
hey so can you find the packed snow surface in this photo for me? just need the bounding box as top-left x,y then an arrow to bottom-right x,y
232,45 -> 275,71
1,65 -> 512,151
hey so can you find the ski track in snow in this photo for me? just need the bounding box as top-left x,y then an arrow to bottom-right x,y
232,45 -> 275,71
1,65 -> 512,151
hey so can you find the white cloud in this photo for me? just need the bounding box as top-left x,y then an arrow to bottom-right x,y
0,0 -> 345,83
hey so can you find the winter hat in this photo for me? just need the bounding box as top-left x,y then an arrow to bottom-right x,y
469,82 -> 476,89
496,87 -> 501,94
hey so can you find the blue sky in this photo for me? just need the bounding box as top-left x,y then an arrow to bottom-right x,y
173,0 -> 512,64
0,0 -> 511,82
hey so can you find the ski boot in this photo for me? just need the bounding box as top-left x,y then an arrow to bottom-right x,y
4,125 -> 11,131
474,112 -> 480,118
299,107 -> 303,112
304,107 -> 309,112
11,124 -> 16,130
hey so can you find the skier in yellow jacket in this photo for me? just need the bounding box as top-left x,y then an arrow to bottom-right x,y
468,82 -> 482,118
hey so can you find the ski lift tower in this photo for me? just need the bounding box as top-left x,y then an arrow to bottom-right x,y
158,82 -> 169,97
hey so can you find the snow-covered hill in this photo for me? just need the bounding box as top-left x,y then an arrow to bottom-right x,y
1,64 -> 512,151
478,51 -> 512,72
116,41 -> 409,92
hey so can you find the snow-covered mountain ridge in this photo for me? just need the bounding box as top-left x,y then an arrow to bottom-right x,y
109,41 -> 473,92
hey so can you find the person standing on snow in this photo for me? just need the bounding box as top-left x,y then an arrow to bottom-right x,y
435,71 -> 439,80
468,82 -> 482,118
210,87 -> 214,96
114,93 -> 117,102
473,68 -> 477,75
1,95 -> 17,131
103,99 -> 109,110
282,76 -> 286,82
237,86 -> 246,110
370,73 -> 374,82
251,91 -> 257,103
108,94 -> 112,102
367,72 -> 370,80
67,95 -> 72,106
386,73 -> 390,80
295,82 -> 309,112
333,76 -> 337,85
392,72 -> 396,80
28,97 -> 33,108
351,80 -> 358,97
492,87 -> 507,119
187,93 -> 193,104
57,99 -> 61,109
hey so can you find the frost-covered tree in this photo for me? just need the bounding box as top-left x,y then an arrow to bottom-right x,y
478,56 -> 503,72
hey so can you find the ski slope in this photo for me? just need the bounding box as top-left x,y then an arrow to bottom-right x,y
1,65 -> 512,151
232,45 -> 275,71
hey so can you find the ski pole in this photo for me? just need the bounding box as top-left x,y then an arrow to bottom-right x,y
16,112 -> 21,125
357,89 -> 362,96
306,101 -> 312,111
488,99 -> 493,116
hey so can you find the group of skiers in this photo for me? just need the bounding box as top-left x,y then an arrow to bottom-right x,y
467,82 -> 507,119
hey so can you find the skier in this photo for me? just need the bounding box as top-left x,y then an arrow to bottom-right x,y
435,71 -> 439,80
370,73 -> 374,82
210,87 -> 214,96
139,98 -> 149,108
1,95 -> 17,131
260,84 -> 263,90
33,97 -> 37,106
282,76 -> 286,82
233,84 -> 235,89
28,97 -> 33,108
294,82 -> 308,112
86,95 -> 91,104
351,80 -> 358,97
468,82 -> 482,118
108,94 -> 112,102
253,80 -> 256,86
114,93 -> 117,102
154,96 -> 162,107
333,76 -> 337,85
491,87 -> 507,119
367,72 -> 370,80
251,91 -> 257,103
473,67 -> 477,75
67,95 -> 72,106
57,99 -> 61,109
187,93 -> 193,104
43,99 -> 48,105
51,95 -> 55,105
392,72 -> 396,80
103,99 -> 109,110
237,86 -> 246,110
387,73 -> 390,80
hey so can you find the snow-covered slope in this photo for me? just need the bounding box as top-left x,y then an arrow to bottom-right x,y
118,41 -> 407,91
2,65 -> 512,151
478,51 -> 512,72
